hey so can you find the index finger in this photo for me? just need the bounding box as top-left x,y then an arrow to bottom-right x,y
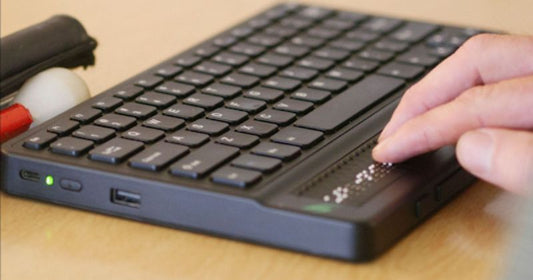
379,34 -> 533,141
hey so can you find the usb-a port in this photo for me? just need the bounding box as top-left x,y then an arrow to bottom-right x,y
110,189 -> 141,208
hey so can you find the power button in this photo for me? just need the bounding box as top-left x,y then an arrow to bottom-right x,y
60,179 -> 82,192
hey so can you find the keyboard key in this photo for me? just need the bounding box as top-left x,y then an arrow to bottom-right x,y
290,87 -> 331,103
238,63 -> 277,78
247,34 -> 283,47
194,44 -> 219,57
321,18 -> 356,30
166,130 -> 209,147
297,56 -> 335,71
274,44 -> 310,57
343,57 -> 379,72
336,11 -> 368,23
216,132 -> 259,148
257,53 -> 293,68
209,34 -> 237,47
154,65 -> 183,78
94,113 -> 137,131
212,52 -> 249,66
265,25 -> 298,38
72,125 -> 115,143
93,96 -> 123,111
113,86 -> 143,100
134,75 -> 164,89
361,17 -> 402,33
396,50 -> 439,66
308,77 -> 347,92
220,73 -> 259,88
254,109 -> 296,126
202,83 -> 241,99
155,82 -> 195,97
231,25 -> 255,37
226,97 -> 266,113
273,98 -> 314,114
142,114 -> 185,131
373,39 -> 409,53
325,67 -> 364,82
290,35 -> 325,48
243,87 -> 284,103
135,92 -> 175,108
175,71 -> 214,87
70,108 -> 102,124
295,75 -> 404,132
231,154 -> 281,173
173,54 -> 201,67
251,142 -> 300,161
47,119 -> 79,136
263,76 -> 301,91
129,142 -> 189,171
207,108 -> 248,124
230,42 -> 266,57
188,119 -> 229,135
183,93 -> 224,110
170,143 -> 239,179
89,138 -> 144,164
211,166 -> 262,188
280,16 -> 314,30
358,49 -> 394,62
377,62 -> 425,80
236,120 -> 277,137
122,126 -> 165,143
163,104 -> 204,120
344,29 -> 380,43
50,136 -> 94,157
279,66 -> 318,81
389,22 -> 438,42
328,39 -> 365,52
194,61 -> 232,77
271,127 -> 323,148
23,131 -> 57,150
306,27 -> 341,40
115,103 -> 157,119
313,47 -> 350,61
297,6 -> 333,20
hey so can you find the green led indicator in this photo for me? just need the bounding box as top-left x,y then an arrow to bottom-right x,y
302,203 -> 336,214
45,175 -> 54,186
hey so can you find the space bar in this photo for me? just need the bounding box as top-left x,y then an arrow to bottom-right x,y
295,75 -> 404,133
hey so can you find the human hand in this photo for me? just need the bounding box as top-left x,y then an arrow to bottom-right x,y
372,34 -> 533,194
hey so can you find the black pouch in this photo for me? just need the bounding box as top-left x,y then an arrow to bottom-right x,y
0,15 -> 97,100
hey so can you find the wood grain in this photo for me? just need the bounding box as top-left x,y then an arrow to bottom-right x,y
2,0 -> 531,279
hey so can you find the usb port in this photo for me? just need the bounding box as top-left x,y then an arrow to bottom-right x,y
110,189 -> 141,208
20,170 -> 41,182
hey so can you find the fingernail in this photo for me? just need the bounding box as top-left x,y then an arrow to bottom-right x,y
457,130 -> 494,175
372,137 -> 390,161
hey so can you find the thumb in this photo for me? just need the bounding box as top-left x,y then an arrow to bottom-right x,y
456,128 -> 533,194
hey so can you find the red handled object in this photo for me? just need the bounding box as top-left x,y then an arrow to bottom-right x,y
0,103 -> 33,143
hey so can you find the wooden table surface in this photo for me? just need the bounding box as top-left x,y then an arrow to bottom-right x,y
1,1 -> 531,279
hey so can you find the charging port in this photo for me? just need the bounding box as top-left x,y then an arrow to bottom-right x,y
110,189 -> 141,208
20,170 -> 41,182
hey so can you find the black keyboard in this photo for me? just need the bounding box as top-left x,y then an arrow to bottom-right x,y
1,3 -> 481,261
